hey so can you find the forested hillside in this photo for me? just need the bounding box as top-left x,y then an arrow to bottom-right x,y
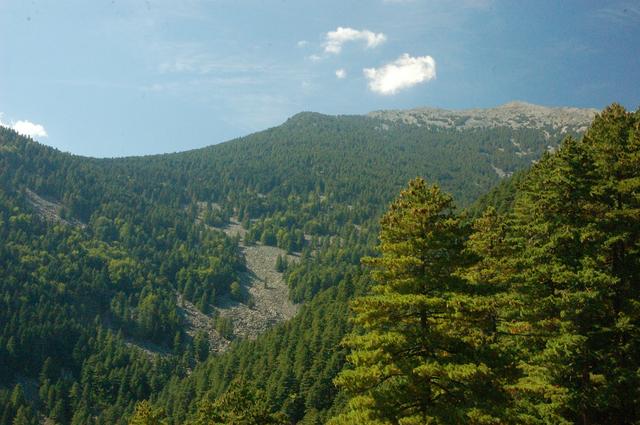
331,104 -> 640,424
0,103 -> 604,424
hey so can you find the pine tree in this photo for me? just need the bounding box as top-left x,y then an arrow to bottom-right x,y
187,380 -> 288,425
331,178 -> 505,424
504,104 -> 640,424
11,406 -> 35,425
194,331 -> 210,363
275,254 -> 287,273
129,400 -> 165,425
584,105 -> 640,423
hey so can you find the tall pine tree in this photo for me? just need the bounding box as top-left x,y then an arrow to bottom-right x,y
331,178 -> 506,424
502,104 -> 640,424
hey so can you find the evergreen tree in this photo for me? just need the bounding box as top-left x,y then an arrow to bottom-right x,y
0,101 -> 605,423
503,104 -> 640,424
187,381 -> 287,425
194,331 -> 210,363
332,178 -> 504,424
129,400 -> 165,425
275,254 -> 287,273
11,406 -> 35,425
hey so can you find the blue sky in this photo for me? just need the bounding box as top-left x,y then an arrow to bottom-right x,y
1,0 -> 638,157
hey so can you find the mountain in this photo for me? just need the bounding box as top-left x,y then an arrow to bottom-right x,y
329,104 -> 640,424
0,102 -> 598,425
369,101 -> 597,132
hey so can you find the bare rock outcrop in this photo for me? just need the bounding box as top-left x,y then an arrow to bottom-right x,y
368,101 -> 598,133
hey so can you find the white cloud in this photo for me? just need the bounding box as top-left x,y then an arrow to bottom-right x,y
363,54 -> 436,95
13,120 -> 48,138
297,40 -> 308,48
0,115 -> 48,138
323,27 -> 386,54
335,68 -> 347,79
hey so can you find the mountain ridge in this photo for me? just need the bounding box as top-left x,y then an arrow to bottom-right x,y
1,102 -> 597,160
0,101 -> 607,425
367,101 -> 598,132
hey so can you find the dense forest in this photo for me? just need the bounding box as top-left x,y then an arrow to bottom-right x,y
2,104 -> 636,424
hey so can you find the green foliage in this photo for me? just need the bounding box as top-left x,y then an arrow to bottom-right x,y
275,254 -> 288,273
331,104 -> 640,424
129,400 -> 166,425
229,281 -> 243,302
464,170 -> 527,219
214,316 -> 234,340
193,331 -> 210,363
332,179 -> 507,424
499,104 -> 640,423
186,381 -> 288,425
153,280 -> 358,424
0,129 -> 244,424
0,105 -> 600,424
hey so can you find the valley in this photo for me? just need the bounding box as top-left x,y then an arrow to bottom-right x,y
1,0 -> 637,422
1,103 -> 637,425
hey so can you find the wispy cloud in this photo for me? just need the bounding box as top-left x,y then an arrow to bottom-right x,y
384,0 -> 492,8
141,76 -> 262,94
297,40 -> 308,48
141,78 -> 234,98
335,68 -> 347,79
0,114 -> 48,138
158,54 -> 268,75
152,40 -> 274,77
323,27 -> 386,54
593,2 -> 640,26
363,54 -> 436,95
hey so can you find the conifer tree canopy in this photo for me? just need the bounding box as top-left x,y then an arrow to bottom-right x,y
332,178 -> 506,424
502,104 -> 640,424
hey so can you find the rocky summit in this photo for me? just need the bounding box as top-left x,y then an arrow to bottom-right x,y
368,101 -> 598,133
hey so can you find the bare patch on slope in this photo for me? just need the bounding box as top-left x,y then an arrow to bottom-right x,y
25,189 -> 85,228
214,219 -> 299,340
124,338 -> 173,359
178,294 -> 231,353
178,211 -> 299,353
127,293 -> 234,359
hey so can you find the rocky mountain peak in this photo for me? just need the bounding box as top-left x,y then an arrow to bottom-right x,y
368,102 -> 599,133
